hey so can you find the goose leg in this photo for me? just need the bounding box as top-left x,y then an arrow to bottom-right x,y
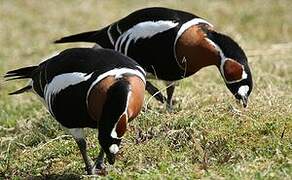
69,128 -> 94,175
94,148 -> 108,175
165,81 -> 176,111
95,148 -> 105,169
146,81 -> 167,104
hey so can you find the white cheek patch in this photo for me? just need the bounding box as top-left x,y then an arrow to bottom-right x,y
109,144 -> 119,154
238,85 -> 249,97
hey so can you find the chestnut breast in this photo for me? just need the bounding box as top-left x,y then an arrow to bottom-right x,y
175,25 -> 220,75
125,76 -> 145,121
87,76 -> 116,123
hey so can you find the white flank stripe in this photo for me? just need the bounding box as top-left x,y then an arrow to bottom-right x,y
115,20 -> 179,55
174,18 -> 213,69
44,72 -> 92,114
117,34 -> 129,52
116,23 -> 122,34
107,25 -> 115,46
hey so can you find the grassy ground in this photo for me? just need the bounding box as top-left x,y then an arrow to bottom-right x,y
0,0 -> 291,179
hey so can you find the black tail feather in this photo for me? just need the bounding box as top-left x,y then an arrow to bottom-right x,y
5,66 -> 37,95
9,85 -> 32,95
5,76 -> 31,81
54,30 -> 101,44
5,66 -> 38,79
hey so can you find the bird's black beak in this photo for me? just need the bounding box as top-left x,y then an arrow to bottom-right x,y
240,95 -> 248,108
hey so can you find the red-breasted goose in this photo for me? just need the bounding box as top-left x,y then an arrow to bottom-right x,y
55,7 -> 253,108
5,48 -> 146,175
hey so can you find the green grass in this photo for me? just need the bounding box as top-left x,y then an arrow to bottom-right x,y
0,0 -> 291,179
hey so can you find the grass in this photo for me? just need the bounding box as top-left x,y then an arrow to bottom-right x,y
0,0 -> 291,179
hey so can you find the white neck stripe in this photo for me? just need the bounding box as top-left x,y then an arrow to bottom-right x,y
205,38 -> 248,84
